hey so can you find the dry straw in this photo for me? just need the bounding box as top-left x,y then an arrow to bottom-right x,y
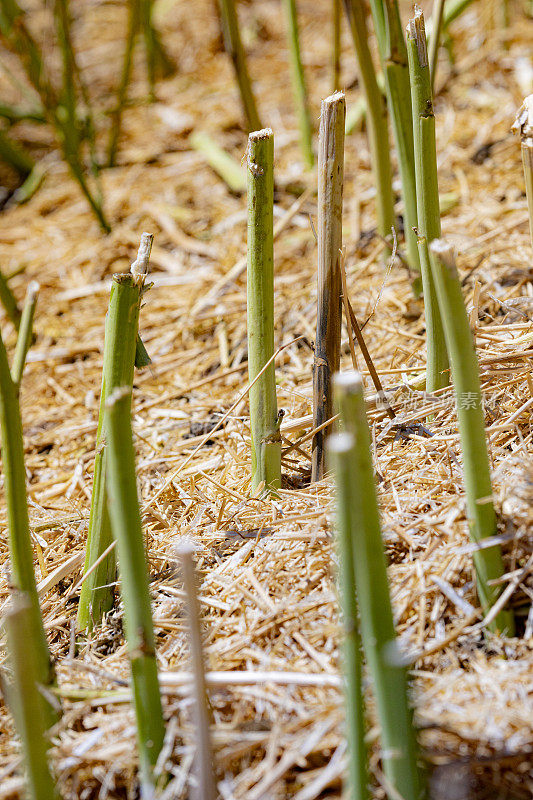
246,128 -> 281,493
312,91 -> 345,481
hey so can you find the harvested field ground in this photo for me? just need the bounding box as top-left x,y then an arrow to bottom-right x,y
0,0 -> 532,798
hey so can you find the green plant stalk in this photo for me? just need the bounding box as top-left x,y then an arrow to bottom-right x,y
4,595 -> 57,800
406,8 -> 448,393
78,237 -> 151,631
312,92 -> 345,482
368,0 -> 421,277
429,241 -> 515,635
108,0 -> 140,167
0,330 -> 55,726
342,0 -> 395,244
333,0 -> 341,90
282,0 -> 314,168
0,0 -> 109,231
0,267 -> 20,330
105,315 -> 165,786
0,101 -> 45,123
522,138 -> 533,250
11,280 -> 38,387
217,0 -> 262,132
333,371 -> 423,800
140,0 -> 174,99
327,431 -> 368,800
189,131 -> 246,193
246,128 -> 280,494
0,126 -> 33,175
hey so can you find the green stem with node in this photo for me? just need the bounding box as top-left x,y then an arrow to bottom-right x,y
0,313 -> 56,727
429,240 -> 515,636
368,0 -> 421,278
342,0 -> 395,244
3,595 -> 57,800
104,285 -> 165,787
406,7 -> 448,393
282,0 -> 314,168
332,371 -> 424,800
217,0 -> 262,131
78,235 -> 152,631
327,430 -> 368,800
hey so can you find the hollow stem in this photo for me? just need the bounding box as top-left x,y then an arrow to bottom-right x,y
327,431 -> 368,800
429,241 -> 515,636
105,370 -> 165,786
312,92 -> 345,481
78,235 -> 152,632
342,0 -> 395,244
3,595 -> 57,800
332,371 -> 423,800
406,8 -> 448,393
217,0 -> 262,132
282,0 -> 314,168
246,128 -> 280,494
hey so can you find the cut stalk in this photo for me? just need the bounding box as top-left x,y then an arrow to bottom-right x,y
368,0 -> 421,277
513,95 -> 533,250
312,92 -> 345,482
217,0 -> 262,132
77,235 -> 152,632
0,326 -> 55,727
282,0 -> 314,168
342,0 -> 395,245
3,595 -> 57,800
406,8 -> 449,393
177,541 -> 217,800
105,353 -> 165,786
332,371 -> 423,800
247,128 -> 280,493
327,431 -> 368,800
11,280 -> 38,387
429,240 -> 515,636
